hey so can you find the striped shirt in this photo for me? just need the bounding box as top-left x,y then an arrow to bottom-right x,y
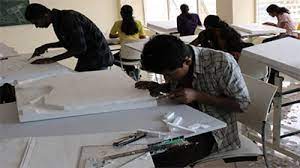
190,46 -> 251,152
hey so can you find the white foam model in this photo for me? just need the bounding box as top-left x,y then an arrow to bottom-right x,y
15,69 -> 157,122
0,50 -> 72,86
232,23 -> 286,35
147,21 -> 178,34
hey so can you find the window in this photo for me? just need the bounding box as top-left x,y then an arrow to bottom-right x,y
256,0 -> 300,23
144,0 -> 168,22
143,0 -> 216,23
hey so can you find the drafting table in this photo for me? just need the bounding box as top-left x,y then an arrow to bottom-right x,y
232,23 -> 286,35
0,102 -> 226,167
147,21 -> 178,34
241,37 -> 300,160
123,35 -> 197,54
232,23 -> 286,42
0,50 -> 72,87
0,102 -> 226,139
0,42 -> 18,57
0,132 -> 155,168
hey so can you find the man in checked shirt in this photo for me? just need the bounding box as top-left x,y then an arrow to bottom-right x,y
24,3 -> 114,72
135,35 -> 251,167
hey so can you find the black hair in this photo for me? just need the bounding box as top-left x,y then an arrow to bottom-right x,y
120,5 -> 138,35
141,35 -> 190,73
180,4 -> 192,20
267,4 -> 290,14
25,3 -> 51,21
204,15 -> 220,28
200,18 -> 243,52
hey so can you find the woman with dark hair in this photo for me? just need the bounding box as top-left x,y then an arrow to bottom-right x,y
110,5 -> 146,80
177,4 -> 202,36
263,4 -> 297,37
110,5 -> 145,43
191,15 -> 253,61
262,5 -> 297,84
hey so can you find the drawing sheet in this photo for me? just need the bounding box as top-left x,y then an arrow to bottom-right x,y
0,50 -> 71,86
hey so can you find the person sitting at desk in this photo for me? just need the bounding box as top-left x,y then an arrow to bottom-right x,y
135,35 -> 250,167
191,15 -> 253,61
177,4 -> 202,36
25,3 -> 114,72
110,5 -> 146,80
263,4 -> 297,42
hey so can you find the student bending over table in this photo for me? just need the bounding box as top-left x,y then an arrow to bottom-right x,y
25,3 -> 114,72
191,15 -> 253,61
263,4 -> 298,42
135,35 -> 251,167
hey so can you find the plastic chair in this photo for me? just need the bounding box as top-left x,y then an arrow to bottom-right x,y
239,53 -> 269,82
189,74 -> 277,168
114,44 -> 142,81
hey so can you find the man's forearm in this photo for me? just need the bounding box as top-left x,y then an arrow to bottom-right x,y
196,92 -> 242,112
44,42 -> 63,49
158,83 -> 172,93
51,51 -> 73,62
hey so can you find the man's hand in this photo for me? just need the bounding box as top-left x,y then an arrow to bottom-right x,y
263,22 -> 276,27
31,58 -> 55,64
31,45 -> 49,59
135,81 -> 162,97
170,88 -> 204,104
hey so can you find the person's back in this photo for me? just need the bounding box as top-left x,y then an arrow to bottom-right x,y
52,9 -> 111,57
277,12 -> 297,35
110,20 -> 144,43
177,4 -> 202,36
110,5 -> 145,44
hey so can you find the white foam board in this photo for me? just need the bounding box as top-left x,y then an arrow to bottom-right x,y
241,37 -> 300,80
15,69 -> 157,122
0,50 -> 72,86
147,21 -> 178,34
232,23 -> 286,35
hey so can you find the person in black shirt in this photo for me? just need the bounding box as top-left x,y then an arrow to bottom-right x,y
191,15 -> 253,61
25,3 -> 114,72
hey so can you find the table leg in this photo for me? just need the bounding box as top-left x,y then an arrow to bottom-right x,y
273,72 -> 284,147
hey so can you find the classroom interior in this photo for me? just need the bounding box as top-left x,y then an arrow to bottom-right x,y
1,0 -> 300,168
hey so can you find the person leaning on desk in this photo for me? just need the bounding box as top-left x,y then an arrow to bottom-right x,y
263,4 -> 298,42
24,3 -> 114,72
191,15 -> 253,61
135,35 -> 251,167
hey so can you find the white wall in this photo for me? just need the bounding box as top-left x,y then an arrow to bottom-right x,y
233,0 -> 255,24
216,0 -> 255,24
0,0 -> 120,53
216,0 -> 233,24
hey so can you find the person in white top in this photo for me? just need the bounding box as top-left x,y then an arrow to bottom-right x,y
263,4 -> 298,84
263,4 -> 297,37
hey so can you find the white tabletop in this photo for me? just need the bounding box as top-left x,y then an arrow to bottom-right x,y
0,102 -> 226,139
241,37 -> 300,80
232,23 -> 286,35
0,50 -> 72,87
147,21 -> 178,34
0,132 -> 155,168
124,35 -> 197,54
